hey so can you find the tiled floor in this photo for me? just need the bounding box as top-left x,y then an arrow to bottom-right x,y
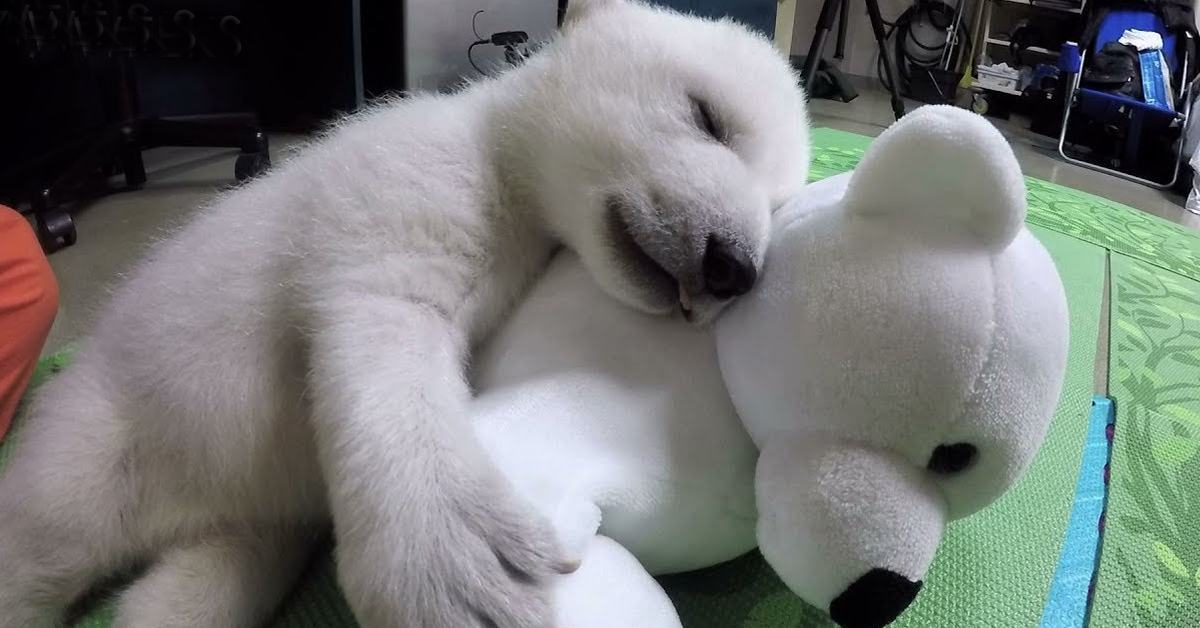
35,86 -> 1200,357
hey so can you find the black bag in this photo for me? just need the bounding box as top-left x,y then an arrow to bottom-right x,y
1083,42 -> 1143,99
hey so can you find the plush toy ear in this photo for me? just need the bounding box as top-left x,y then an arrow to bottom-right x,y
843,105 -> 1026,250
561,0 -> 622,28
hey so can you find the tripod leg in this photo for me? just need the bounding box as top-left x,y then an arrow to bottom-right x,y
864,0 -> 906,119
835,0 -> 849,59
801,0 -> 842,95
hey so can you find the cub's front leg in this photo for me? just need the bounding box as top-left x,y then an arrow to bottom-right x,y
307,295 -> 571,628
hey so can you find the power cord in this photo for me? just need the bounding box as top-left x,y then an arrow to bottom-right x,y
877,0 -> 970,98
468,10 -> 488,75
467,10 -> 531,76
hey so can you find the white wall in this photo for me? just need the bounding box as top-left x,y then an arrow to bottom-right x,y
790,0 -> 913,78
405,0 -> 558,92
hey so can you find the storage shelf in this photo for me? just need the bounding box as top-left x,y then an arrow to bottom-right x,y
985,37 -> 1060,57
999,0 -> 1085,14
972,80 -> 1024,96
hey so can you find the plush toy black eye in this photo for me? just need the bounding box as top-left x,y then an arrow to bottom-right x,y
692,97 -> 725,143
927,443 -> 978,474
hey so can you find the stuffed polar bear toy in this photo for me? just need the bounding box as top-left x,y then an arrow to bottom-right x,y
469,106 -> 1070,628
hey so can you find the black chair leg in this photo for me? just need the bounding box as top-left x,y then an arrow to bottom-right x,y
31,123 -> 131,252
864,0 -> 906,119
31,113 -> 270,252
802,0 -> 842,93
143,114 -> 259,150
143,115 -> 272,181
32,189 -> 77,252
120,123 -> 147,188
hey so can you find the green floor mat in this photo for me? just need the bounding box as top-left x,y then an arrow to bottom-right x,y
270,553 -> 356,627
0,347 -> 73,470
1090,256 -> 1200,628
897,228 -> 1102,626
807,128 -> 1200,283
808,128 -> 871,182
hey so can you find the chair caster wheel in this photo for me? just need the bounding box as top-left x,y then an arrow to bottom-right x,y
37,210 -> 77,251
970,93 -> 990,115
235,151 -> 271,182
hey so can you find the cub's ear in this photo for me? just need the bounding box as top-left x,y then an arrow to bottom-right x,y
844,105 -> 1026,251
561,0 -> 622,28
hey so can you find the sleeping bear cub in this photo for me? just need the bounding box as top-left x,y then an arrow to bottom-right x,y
0,1 -> 809,627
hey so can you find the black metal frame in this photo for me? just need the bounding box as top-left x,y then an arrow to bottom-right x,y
25,54 -> 269,252
1057,34 -> 1195,190
801,0 -> 906,121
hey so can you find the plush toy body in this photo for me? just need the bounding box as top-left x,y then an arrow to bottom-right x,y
471,255 -> 751,628
473,255 -> 758,576
469,106 -> 1070,628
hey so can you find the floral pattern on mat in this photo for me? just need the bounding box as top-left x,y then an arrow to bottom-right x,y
1091,256 -> 1200,628
1024,179 -> 1200,283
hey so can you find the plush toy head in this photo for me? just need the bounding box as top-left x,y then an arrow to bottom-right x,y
716,106 -> 1069,628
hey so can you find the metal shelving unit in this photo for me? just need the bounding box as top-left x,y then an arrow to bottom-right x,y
969,0 -> 1086,106
996,0 -> 1084,15
984,37 -> 1060,58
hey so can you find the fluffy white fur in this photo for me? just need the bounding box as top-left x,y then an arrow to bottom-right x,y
461,106 -> 1069,628
0,1 -> 808,627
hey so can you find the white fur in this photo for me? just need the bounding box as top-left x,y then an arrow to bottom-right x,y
0,1 -> 808,627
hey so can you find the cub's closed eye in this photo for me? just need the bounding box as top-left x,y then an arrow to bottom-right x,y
691,97 -> 726,144
927,443 -> 978,474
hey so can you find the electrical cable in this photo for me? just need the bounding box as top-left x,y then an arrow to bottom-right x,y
468,39 -> 488,75
877,0 -> 970,98
468,10 -> 488,75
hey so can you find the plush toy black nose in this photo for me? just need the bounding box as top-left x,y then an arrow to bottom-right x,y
703,236 -> 756,300
829,569 -> 923,628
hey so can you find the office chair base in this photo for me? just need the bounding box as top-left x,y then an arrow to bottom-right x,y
32,114 -> 268,253
35,209 -> 77,251
235,151 -> 272,182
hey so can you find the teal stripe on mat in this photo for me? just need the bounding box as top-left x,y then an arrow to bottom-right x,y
1041,396 -> 1115,628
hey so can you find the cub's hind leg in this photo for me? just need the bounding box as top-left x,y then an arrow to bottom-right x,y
115,524 -> 319,628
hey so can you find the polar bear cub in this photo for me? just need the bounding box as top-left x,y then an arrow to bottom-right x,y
0,1 -> 809,627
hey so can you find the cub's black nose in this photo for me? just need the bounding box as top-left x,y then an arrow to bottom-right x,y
703,236 -> 756,300
829,569 -> 923,628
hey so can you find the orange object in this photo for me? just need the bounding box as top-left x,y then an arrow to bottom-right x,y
0,206 -> 58,440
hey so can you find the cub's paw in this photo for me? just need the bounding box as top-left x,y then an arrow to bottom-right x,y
344,473 -> 576,628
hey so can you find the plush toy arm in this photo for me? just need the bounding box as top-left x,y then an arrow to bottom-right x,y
554,536 -> 683,628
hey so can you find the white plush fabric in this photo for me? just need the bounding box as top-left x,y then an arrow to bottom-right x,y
719,106 -> 1069,613
472,256 -> 759,575
552,536 -> 683,628
469,106 -> 1070,628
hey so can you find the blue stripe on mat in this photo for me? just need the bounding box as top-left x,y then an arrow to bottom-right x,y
1039,395 -> 1114,628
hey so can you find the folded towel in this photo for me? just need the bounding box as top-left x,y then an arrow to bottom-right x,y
1118,28 -> 1164,52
